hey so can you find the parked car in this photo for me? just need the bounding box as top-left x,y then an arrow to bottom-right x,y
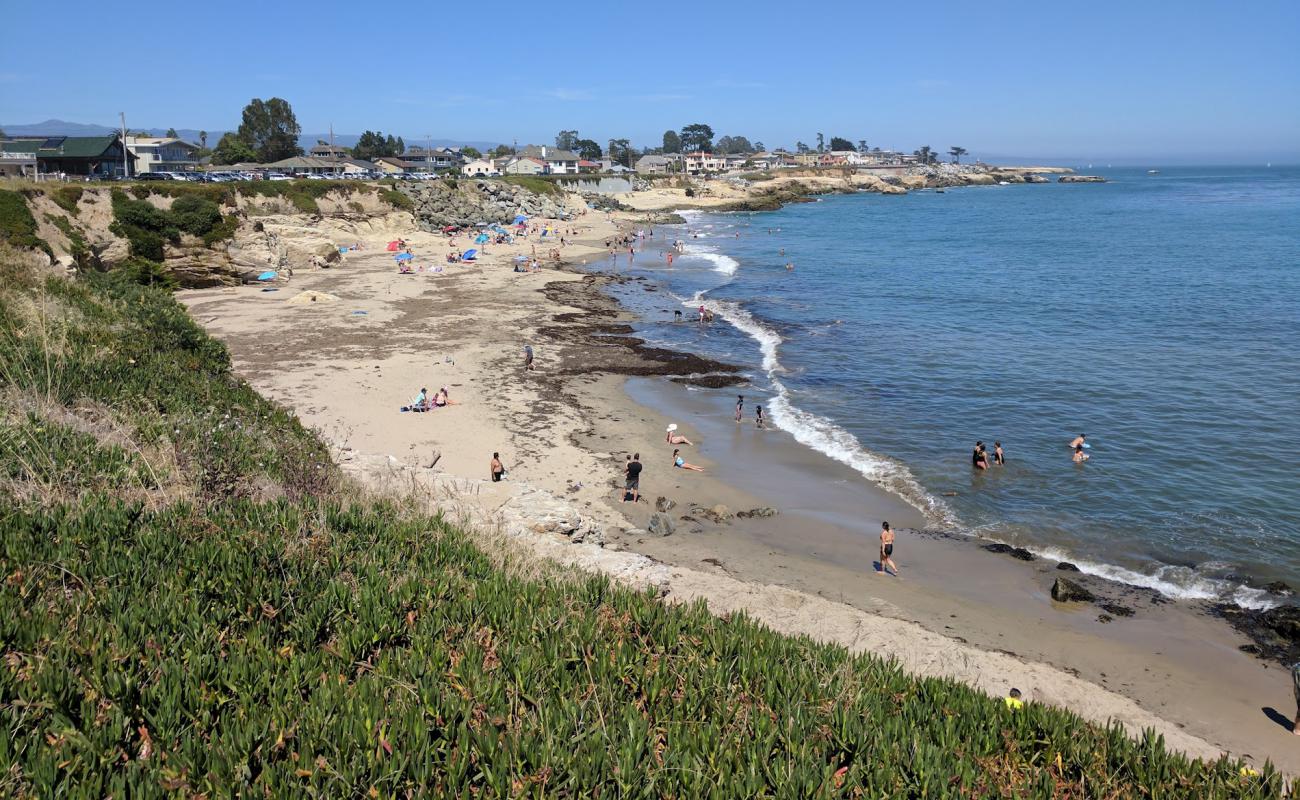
266,173 -> 293,181
136,172 -> 171,181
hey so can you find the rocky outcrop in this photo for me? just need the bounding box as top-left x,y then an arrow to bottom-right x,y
647,512 -> 676,537
1051,577 -> 1096,603
397,179 -> 573,230
1059,175 -> 1107,183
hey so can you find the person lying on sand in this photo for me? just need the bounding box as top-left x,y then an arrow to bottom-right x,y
665,425 -> 693,446
672,449 -> 703,472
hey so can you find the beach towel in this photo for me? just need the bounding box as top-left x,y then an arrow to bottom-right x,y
257,270 -> 277,281
387,241 -> 400,251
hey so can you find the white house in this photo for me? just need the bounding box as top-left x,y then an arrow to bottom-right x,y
462,158 -> 500,177
682,152 -> 726,174
518,146 -> 580,175
124,136 -> 202,173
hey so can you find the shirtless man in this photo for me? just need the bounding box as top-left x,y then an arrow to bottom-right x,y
1069,433 -> 1086,450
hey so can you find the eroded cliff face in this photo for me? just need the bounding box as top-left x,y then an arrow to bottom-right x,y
15,179 -> 577,288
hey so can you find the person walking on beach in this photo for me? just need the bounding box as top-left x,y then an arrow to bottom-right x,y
735,394 -> 744,423
994,441 -> 1005,466
1291,661 -> 1300,736
755,405 -> 765,429
490,452 -> 506,482
878,521 -> 899,576
623,453 -> 643,503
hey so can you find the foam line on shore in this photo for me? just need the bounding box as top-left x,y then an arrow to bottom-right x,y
684,290 -> 1280,610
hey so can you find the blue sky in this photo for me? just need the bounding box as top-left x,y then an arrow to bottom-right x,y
2,0 -> 1298,163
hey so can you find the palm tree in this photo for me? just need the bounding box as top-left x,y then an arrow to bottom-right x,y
199,131 -> 208,150
815,132 -> 825,153
949,146 -> 968,164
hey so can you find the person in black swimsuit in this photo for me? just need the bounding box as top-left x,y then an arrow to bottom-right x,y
972,441 -> 989,470
878,521 -> 898,576
994,441 -> 1005,466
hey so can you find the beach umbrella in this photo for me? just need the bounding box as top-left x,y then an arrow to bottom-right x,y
462,249 -> 478,261
513,255 -> 529,262
513,214 -> 527,224
395,252 -> 414,262
475,233 -> 489,244
257,270 -> 277,281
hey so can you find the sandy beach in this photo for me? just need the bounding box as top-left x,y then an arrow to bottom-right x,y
179,201 -> 1300,777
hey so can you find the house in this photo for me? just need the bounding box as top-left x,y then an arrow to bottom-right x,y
374,156 -> 408,174
577,159 -> 600,174
404,146 -> 464,170
461,158 -> 500,177
634,154 -> 676,174
125,136 -> 202,173
682,152 -> 726,174
0,134 -> 136,178
517,146 -> 580,175
309,143 -> 351,159
504,157 -> 547,176
263,156 -> 339,175
336,158 -> 378,175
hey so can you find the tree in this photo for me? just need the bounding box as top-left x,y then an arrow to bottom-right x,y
235,97 -> 302,163
462,146 -> 481,159
574,139 -> 602,161
914,145 -> 937,165
949,146 -> 968,164
753,141 -> 765,153
679,123 -> 714,153
606,138 -> 633,167
211,132 -> 258,165
396,136 -> 405,155
816,133 -> 825,153
199,131 -> 208,150
165,127 -> 178,138
829,136 -> 855,152
352,131 -> 404,161
555,130 -> 579,151
795,141 -> 809,154
662,130 -> 681,154
490,144 -> 513,159
858,139 -> 867,153
715,135 -> 754,154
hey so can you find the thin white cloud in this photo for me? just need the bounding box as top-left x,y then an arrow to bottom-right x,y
543,88 -> 595,101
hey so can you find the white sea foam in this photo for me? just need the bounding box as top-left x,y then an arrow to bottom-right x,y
685,294 -> 955,525
683,291 -> 1278,609
682,244 -> 739,275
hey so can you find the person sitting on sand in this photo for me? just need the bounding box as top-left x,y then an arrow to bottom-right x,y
878,521 -> 899,576
432,387 -> 453,408
665,425 -> 693,446
1073,444 -> 1089,463
1004,688 -> 1024,710
408,387 -> 429,412
672,449 -> 703,472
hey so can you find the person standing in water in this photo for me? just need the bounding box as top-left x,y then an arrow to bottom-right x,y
735,395 -> 744,423
972,441 -> 989,470
1073,444 -> 1089,463
994,441 -> 1005,466
1069,433 -> 1086,450
878,521 -> 898,576
755,405 -> 765,429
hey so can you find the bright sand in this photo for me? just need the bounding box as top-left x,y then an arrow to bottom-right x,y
179,204 -> 1300,776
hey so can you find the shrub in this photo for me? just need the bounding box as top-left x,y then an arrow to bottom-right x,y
0,190 -> 51,255
52,185 -> 85,216
500,175 -> 560,195
42,213 -> 91,267
379,189 -> 413,211
169,194 -> 223,237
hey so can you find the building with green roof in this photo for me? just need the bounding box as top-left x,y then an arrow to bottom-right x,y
0,134 -> 136,178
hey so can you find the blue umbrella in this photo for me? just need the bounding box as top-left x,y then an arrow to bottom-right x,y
475,233 -> 489,244
395,252 -> 414,262
513,214 -> 527,224
462,249 -> 478,260
257,270 -> 277,281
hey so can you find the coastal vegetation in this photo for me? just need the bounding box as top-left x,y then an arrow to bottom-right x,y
0,250 -> 1288,797
0,190 -> 51,256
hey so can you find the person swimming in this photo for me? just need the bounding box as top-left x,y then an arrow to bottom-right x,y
1069,433 -> 1086,450
1073,444 -> 1089,463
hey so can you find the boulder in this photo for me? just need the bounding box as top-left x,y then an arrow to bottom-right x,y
1056,562 -> 1080,572
1058,175 -> 1107,183
647,512 -> 676,537
694,504 -> 732,523
1051,577 -> 1096,603
654,496 -> 676,513
736,507 -> 778,519
983,543 -> 1036,561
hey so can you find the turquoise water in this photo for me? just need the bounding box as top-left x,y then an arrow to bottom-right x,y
606,167 -> 1300,608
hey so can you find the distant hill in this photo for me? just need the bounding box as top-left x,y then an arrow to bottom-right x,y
1,119 -> 499,153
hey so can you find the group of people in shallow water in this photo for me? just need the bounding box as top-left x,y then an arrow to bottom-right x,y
971,433 -> 1090,469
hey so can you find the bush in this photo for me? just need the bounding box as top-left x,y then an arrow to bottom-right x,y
0,190 -> 51,256
500,175 -> 560,195
52,185 -> 85,216
169,194 -> 223,237
42,213 -> 91,267
379,189 -> 413,211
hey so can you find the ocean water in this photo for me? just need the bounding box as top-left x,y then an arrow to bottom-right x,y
603,166 -> 1300,608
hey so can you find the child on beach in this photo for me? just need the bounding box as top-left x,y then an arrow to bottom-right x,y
1004,688 -> 1024,710
878,521 -> 898,576
755,405 -> 764,429
735,395 -> 744,423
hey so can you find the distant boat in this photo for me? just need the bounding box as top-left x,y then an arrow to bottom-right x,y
1147,169 -> 1160,175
